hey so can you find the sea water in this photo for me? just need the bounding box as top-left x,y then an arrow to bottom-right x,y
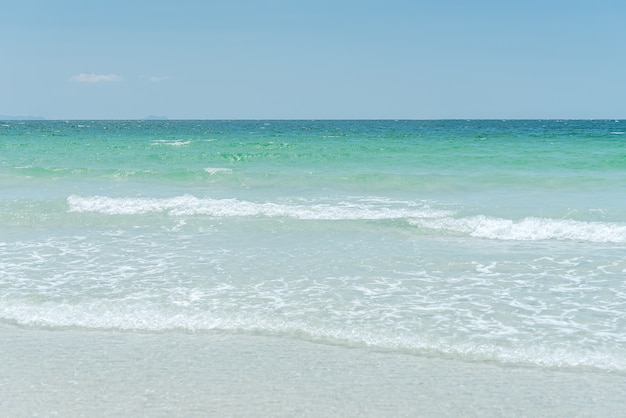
1,120 -> 626,415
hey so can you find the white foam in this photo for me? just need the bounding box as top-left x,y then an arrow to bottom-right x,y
204,167 -> 232,175
151,140 -> 191,146
411,215 -> 626,243
2,303 -> 624,371
66,195 -> 453,220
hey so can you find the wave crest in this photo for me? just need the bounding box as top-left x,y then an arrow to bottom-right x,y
67,195 -> 450,220
66,195 -> 626,243
411,215 -> 626,243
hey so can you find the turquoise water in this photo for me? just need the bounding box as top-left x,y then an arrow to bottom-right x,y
1,120 -> 626,372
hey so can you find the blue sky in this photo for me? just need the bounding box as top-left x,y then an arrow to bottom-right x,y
2,0 -> 625,119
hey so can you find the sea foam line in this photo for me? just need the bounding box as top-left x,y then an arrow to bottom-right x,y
66,195 -> 626,242
66,195 -> 451,220
411,215 -> 626,243
2,303 -> 624,372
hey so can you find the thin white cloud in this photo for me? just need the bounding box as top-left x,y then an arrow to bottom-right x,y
139,75 -> 172,83
70,73 -> 123,83
149,76 -> 172,82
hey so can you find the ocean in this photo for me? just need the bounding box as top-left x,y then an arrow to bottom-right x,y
1,119 -> 625,416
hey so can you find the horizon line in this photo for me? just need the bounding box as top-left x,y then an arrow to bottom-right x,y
2,117 -> 625,122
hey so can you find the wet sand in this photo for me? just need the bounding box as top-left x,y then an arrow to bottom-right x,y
1,324 -> 625,417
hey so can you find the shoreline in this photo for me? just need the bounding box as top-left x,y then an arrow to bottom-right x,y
2,324 -> 625,417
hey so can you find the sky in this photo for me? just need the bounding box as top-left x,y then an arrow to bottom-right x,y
1,0 -> 625,119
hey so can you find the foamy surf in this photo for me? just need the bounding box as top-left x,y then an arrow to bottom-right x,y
66,195 -> 453,219
411,215 -> 626,243
66,195 -> 626,243
2,302 -> 624,372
